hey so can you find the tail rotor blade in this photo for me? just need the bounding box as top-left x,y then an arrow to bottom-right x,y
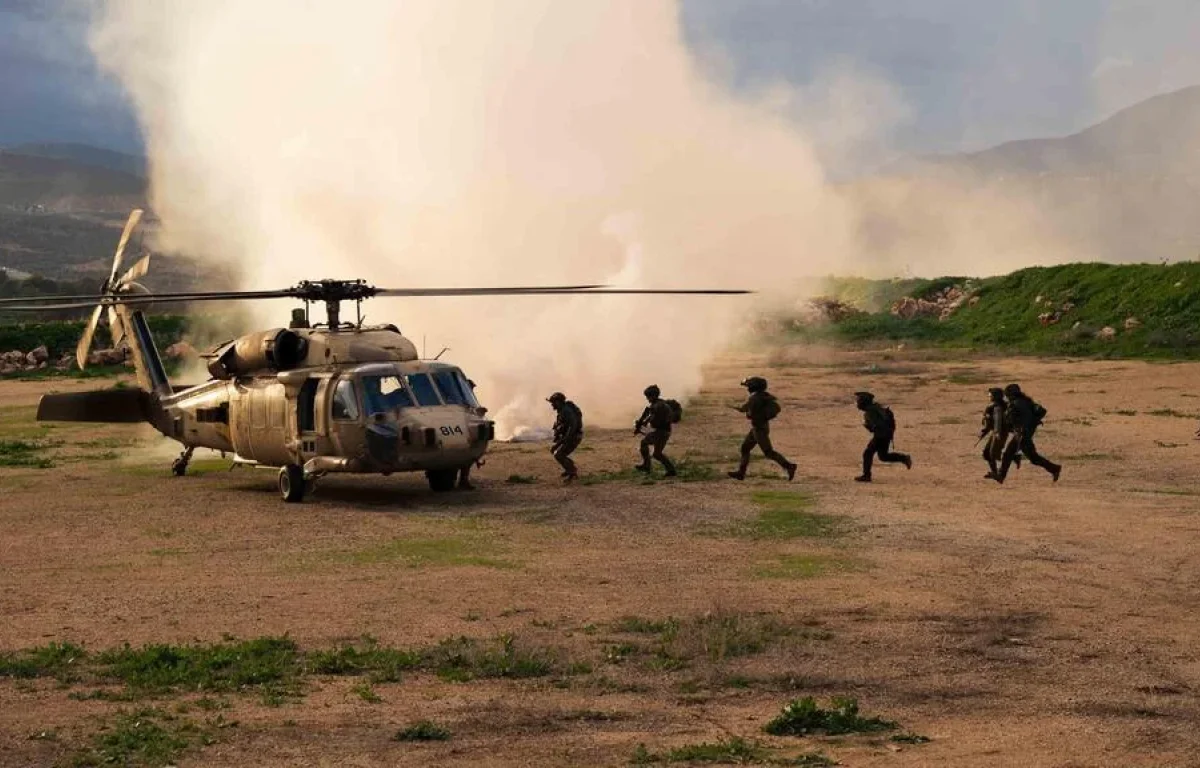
107,305 -> 125,348
76,304 -> 103,370
118,253 -> 150,286
109,208 -> 144,283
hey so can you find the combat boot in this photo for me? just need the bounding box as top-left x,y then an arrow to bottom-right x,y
634,464 -> 651,473
903,455 -> 913,470
786,463 -> 797,481
1051,465 -> 1062,483
854,474 -> 871,483
727,471 -> 746,481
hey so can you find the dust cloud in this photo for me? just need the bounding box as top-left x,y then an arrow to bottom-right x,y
87,0 -> 1076,435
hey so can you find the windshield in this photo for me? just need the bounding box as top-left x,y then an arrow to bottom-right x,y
362,374 -> 415,415
433,371 -> 472,406
406,374 -> 443,407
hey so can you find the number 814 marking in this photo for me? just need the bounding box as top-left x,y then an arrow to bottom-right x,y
439,425 -> 464,436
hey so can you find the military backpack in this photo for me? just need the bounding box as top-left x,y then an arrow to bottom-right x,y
665,398 -> 683,423
761,397 -> 781,421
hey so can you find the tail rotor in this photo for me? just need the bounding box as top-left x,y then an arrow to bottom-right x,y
76,209 -> 148,369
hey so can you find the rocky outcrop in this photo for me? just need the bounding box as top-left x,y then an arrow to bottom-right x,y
890,283 -> 977,321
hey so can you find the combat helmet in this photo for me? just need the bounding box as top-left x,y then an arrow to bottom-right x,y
741,376 -> 768,393
854,391 -> 874,403
1004,383 -> 1022,398
989,387 -> 1004,399
644,384 -> 661,399
547,392 -> 566,406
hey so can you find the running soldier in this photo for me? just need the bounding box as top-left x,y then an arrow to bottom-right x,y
727,376 -> 797,481
979,387 -> 1020,480
854,391 -> 912,482
547,392 -> 583,483
995,383 -> 1061,483
634,385 -> 677,477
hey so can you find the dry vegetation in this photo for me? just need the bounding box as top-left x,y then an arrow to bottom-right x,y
2,345 -> 1200,766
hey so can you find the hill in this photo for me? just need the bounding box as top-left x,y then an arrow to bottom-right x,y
867,85 -> 1200,265
0,150 -> 145,213
4,142 -> 146,177
782,262 -> 1200,359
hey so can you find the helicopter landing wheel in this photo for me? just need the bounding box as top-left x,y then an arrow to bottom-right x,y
279,464 -> 306,503
426,468 -> 457,493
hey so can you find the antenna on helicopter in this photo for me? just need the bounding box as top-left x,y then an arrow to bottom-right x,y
434,347 -> 450,360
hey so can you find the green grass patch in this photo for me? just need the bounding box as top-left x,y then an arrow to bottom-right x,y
506,474 -> 537,484
66,708 -> 212,768
0,439 -> 55,468
424,634 -> 556,682
582,458 -> 717,486
631,737 -> 834,766
607,611 -> 804,670
306,636 -> 419,683
732,492 -> 843,540
350,681 -> 382,703
395,720 -> 451,742
753,554 -> 854,580
95,636 -> 302,698
337,536 -> 516,569
764,697 -> 897,737
1061,452 -> 1121,461
0,641 -> 87,681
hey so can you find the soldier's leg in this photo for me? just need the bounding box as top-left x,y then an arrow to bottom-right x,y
637,433 -> 653,471
859,436 -> 877,480
876,433 -> 911,467
983,438 -> 999,477
996,436 -> 1020,482
730,430 -> 757,479
553,443 -> 577,477
756,426 -> 793,470
1020,436 -> 1061,479
653,432 -> 676,476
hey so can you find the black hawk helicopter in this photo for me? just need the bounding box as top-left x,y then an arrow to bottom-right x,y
0,210 -> 748,501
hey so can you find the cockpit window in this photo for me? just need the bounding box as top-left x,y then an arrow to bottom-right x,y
331,378 -> 360,420
362,374 -> 415,415
406,374 -> 443,407
432,371 -> 470,406
456,372 -> 480,407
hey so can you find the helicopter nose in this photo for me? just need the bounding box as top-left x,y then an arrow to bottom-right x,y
365,422 -> 400,467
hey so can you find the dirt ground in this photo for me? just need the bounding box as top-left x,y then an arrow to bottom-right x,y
3,345 -> 1200,767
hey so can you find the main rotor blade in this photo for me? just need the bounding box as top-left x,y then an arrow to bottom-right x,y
109,208 -> 144,283
0,290 -> 295,311
373,285 -> 604,296
0,294 -> 124,305
371,285 -> 751,297
76,304 -> 103,369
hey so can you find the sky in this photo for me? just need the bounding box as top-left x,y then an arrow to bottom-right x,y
2,0 -> 1200,163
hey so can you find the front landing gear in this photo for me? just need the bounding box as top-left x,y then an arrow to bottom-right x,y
279,464 -> 306,503
171,446 -> 195,476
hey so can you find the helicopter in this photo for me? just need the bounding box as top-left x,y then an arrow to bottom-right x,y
0,210 -> 749,502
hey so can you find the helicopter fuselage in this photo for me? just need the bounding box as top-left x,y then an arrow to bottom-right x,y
159,326 -> 494,482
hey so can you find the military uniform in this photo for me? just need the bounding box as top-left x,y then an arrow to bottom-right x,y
548,392 -> 583,481
996,384 -> 1061,483
635,386 -> 676,476
729,377 -> 796,480
979,387 -> 1020,479
855,392 -> 912,482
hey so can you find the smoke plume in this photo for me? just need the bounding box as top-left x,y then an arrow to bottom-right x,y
88,0 -> 1076,434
